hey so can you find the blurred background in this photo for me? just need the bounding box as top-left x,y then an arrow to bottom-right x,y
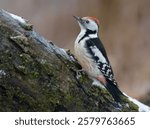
0,0 -> 150,103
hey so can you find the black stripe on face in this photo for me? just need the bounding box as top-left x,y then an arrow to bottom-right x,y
78,29 -> 96,43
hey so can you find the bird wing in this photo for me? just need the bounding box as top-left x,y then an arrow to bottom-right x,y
86,38 -> 117,85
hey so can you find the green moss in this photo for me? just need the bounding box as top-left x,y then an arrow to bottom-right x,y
79,74 -> 90,83
21,23 -> 33,31
16,65 -> 27,74
120,96 -> 139,112
10,35 -> 29,46
41,62 -> 54,74
31,71 -> 39,78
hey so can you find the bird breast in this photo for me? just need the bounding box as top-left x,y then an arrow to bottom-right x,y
74,39 -> 102,77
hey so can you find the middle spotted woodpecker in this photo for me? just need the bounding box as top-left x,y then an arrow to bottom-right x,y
73,16 -> 124,102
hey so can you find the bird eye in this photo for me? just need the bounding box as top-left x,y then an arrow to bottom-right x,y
85,20 -> 89,24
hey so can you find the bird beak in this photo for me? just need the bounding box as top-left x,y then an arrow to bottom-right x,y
73,16 -> 84,24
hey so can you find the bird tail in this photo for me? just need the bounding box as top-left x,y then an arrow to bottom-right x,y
105,81 -> 123,103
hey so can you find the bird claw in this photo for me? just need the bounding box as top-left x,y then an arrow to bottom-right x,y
76,69 -> 84,79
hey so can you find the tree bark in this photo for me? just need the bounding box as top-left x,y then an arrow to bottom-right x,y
0,10 -> 139,111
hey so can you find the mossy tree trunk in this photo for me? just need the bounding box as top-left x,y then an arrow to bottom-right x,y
0,10 -> 139,112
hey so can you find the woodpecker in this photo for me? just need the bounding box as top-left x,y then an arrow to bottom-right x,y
73,16 -> 124,102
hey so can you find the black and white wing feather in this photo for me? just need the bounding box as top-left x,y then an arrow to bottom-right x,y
85,38 -> 124,102
85,38 -> 117,86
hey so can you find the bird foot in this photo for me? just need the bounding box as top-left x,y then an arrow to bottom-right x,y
76,69 -> 84,79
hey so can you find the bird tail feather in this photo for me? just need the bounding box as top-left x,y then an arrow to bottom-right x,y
105,82 -> 123,102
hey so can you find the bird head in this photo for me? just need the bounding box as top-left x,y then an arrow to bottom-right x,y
73,16 -> 99,32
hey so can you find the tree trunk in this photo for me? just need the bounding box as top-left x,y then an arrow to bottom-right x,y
0,10 -> 143,112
